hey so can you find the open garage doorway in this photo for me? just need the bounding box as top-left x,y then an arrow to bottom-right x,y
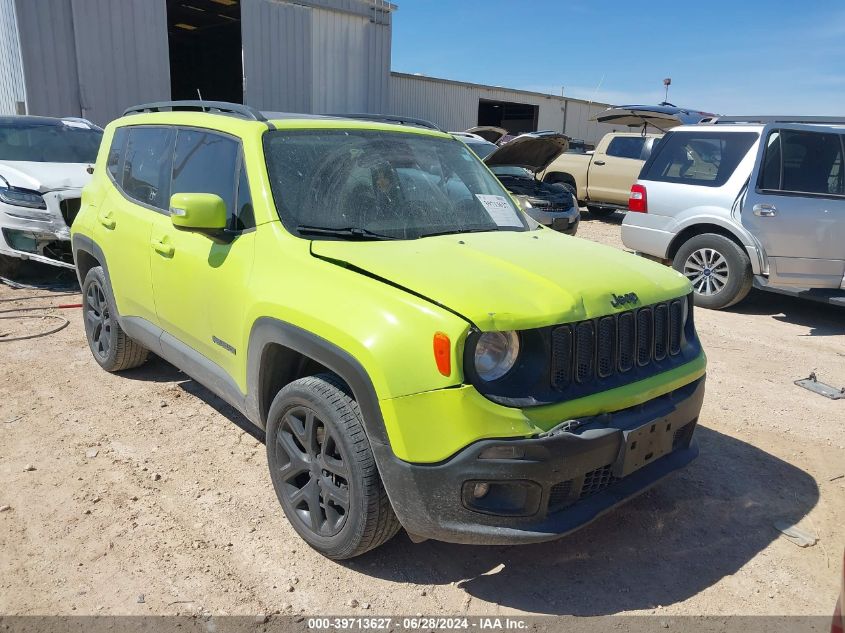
477,99 -> 539,134
167,0 -> 243,103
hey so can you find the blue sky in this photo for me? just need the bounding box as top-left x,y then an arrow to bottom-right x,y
391,1 -> 845,115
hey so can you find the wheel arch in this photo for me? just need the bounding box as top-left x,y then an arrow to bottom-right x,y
544,171 -> 577,187
667,222 -> 751,262
71,233 -> 109,288
246,318 -> 389,447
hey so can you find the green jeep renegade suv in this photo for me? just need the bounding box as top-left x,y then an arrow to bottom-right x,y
71,101 -> 706,559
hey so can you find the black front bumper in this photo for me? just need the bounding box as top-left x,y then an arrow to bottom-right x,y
375,377 -> 704,545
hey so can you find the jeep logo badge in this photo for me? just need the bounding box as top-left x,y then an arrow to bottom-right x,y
611,292 -> 639,308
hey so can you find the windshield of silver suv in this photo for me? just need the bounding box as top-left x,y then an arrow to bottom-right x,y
263,129 -> 529,240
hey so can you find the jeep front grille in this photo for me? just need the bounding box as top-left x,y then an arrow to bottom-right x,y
551,298 -> 686,390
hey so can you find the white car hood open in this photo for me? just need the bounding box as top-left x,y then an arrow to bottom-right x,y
0,160 -> 91,192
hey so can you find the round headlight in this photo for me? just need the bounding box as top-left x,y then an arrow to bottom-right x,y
474,331 -> 519,381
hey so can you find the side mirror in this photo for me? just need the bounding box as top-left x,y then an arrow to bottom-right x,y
169,193 -> 227,231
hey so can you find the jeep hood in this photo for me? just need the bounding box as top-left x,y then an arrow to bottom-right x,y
483,132 -> 569,173
311,230 -> 690,330
0,161 -> 91,192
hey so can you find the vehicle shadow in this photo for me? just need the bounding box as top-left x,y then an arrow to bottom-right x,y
729,289 -> 845,336
352,426 -> 818,615
120,355 -> 265,442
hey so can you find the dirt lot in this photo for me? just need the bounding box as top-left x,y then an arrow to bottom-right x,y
1,213 -> 843,617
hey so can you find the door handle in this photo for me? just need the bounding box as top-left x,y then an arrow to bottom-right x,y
593,160 -> 606,166
753,203 -> 777,217
151,237 -> 174,257
98,209 -> 116,230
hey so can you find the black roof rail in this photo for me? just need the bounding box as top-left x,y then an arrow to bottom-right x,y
122,100 -> 268,122
705,115 -> 845,125
329,113 -> 444,132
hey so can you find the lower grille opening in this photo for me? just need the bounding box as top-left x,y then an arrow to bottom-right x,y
547,463 -> 620,514
672,419 -> 697,449
580,464 -> 617,499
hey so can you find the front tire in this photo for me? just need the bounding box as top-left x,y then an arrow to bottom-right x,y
266,373 -> 400,559
82,266 -> 148,371
673,233 -> 752,309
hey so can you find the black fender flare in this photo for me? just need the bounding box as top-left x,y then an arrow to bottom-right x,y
246,317 -> 390,447
71,233 -> 111,289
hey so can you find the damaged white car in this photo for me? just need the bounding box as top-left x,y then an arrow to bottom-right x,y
0,116 -> 102,275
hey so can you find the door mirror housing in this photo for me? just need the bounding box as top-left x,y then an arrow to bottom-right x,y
169,193 -> 227,231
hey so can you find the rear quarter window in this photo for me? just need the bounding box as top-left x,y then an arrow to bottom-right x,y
641,131 -> 757,187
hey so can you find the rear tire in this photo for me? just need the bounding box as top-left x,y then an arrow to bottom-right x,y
586,205 -> 617,218
82,266 -> 148,371
673,233 -> 752,310
266,373 -> 401,559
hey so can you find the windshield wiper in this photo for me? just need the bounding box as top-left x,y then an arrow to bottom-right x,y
417,227 -> 501,239
296,225 -> 397,241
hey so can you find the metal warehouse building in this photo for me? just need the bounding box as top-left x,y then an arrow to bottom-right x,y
0,0 -> 617,143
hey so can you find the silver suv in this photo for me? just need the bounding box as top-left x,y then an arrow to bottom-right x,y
622,117 -> 845,309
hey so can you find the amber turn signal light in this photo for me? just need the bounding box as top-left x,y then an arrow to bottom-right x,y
433,332 -> 451,376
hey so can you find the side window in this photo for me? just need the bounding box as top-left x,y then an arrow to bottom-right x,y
760,129 -> 844,196
123,127 -> 176,210
106,127 -> 128,185
171,129 -> 240,227
759,131 -> 782,191
234,164 -> 255,231
607,136 -> 646,159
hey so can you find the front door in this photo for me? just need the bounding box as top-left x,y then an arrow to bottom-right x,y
742,125 -> 845,288
149,128 -> 255,383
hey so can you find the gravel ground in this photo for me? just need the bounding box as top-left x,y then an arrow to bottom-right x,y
1,212 -> 843,617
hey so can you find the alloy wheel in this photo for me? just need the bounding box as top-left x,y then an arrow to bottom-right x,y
273,406 -> 350,537
85,281 -> 112,359
683,247 -> 729,296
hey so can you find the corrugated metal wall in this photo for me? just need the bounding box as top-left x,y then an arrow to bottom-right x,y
0,0 -> 25,115
390,73 -> 624,146
70,0 -> 171,125
13,0 -> 170,125
242,0 -> 392,114
14,0 -> 82,118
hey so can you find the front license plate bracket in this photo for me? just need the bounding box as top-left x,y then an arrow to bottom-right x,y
613,417 -> 676,478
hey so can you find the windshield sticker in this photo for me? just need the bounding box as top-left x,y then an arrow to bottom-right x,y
475,194 -> 522,227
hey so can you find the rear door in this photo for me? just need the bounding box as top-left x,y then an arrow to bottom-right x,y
94,126 -> 174,323
587,136 -> 648,205
742,124 -> 845,288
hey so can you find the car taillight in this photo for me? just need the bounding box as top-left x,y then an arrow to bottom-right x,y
629,184 -> 647,213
